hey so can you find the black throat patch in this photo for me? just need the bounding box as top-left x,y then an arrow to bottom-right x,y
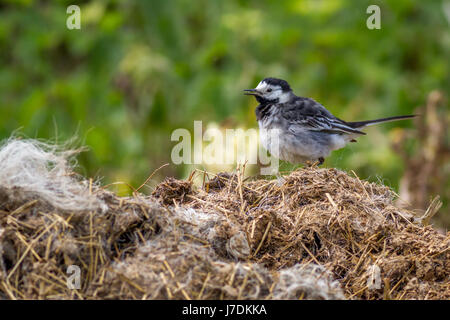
256,95 -> 278,104
255,102 -> 275,121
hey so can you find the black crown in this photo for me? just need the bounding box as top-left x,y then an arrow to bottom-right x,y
262,77 -> 291,92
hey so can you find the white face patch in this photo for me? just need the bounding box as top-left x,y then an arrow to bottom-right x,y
255,81 -> 269,91
255,81 -> 290,103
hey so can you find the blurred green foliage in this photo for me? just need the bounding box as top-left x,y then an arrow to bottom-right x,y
0,0 -> 448,220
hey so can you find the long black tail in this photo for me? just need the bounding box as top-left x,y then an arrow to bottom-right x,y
347,115 -> 416,129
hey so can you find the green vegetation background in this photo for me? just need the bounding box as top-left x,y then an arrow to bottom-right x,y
0,0 -> 448,224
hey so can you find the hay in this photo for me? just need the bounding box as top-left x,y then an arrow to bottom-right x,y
273,264 -> 345,300
0,138 -> 448,300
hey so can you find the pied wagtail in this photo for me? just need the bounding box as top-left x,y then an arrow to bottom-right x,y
244,77 -> 415,165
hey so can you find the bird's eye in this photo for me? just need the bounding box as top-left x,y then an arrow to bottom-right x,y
267,88 -> 272,92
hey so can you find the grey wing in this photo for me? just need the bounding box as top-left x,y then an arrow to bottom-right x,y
281,98 -> 366,135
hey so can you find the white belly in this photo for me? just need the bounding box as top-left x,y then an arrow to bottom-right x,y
258,121 -> 351,164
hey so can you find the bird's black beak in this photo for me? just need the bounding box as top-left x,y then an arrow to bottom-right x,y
244,89 -> 260,96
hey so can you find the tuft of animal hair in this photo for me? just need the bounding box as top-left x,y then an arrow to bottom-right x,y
273,264 -> 345,300
0,137 -> 107,212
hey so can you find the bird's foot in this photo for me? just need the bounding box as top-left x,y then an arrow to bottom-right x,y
305,157 -> 324,168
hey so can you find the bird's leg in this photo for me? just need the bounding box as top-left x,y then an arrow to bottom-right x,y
275,171 -> 286,186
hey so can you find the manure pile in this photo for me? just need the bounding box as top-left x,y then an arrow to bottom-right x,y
0,139 -> 448,300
